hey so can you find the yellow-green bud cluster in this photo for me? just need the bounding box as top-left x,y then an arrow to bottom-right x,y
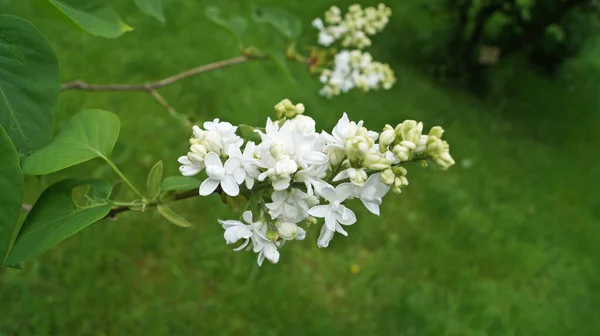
425,127 -> 455,170
380,166 -> 409,194
274,99 -> 305,119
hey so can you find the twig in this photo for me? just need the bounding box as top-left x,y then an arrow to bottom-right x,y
60,55 -> 259,124
104,188 -> 201,220
60,55 -> 253,92
21,189 -> 202,221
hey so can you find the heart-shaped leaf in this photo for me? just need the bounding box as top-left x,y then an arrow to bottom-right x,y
5,179 -> 113,267
157,204 -> 192,227
0,15 -> 60,155
22,109 -> 120,175
252,5 -> 302,39
40,0 -> 133,38
161,176 -> 201,191
147,160 -> 163,198
205,6 -> 248,37
0,126 -> 24,264
133,0 -> 165,23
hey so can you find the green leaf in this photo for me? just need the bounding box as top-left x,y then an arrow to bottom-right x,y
156,204 -> 191,228
39,0 -> 133,38
0,126 -> 24,264
133,0 -> 165,23
161,176 -> 201,191
0,15 -> 60,155
147,160 -> 163,198
22,109 -> 120,175
252,5 -> 302,39
4,179 -> 113,267
266,49 -> 296,83
205,6 -> 248,37
238,124 -> 263,143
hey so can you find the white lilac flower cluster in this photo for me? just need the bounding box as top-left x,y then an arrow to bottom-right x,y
311,4 -> 396,98
178,99 -> 455,266
312,4 -> 392,49
318,50 -> 396,98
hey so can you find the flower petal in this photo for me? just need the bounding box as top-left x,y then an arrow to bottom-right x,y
362,200 -> 380,216
335,223 -> 348,236
296,227 -> 306,241
180,165 -> 203,176
308,205 -> 329,218
233,239 -> 250,251
317,225 -> 335,248
325,210 -> 337,231
242,210 -> 253,224
220,176 -> 240,196
332,169 -> 350,182
337,207 -> 357,225
224,156 -> 241,174
178,156 -> 191,165
319,185 -> 337,202
245,176 -> 255,189
204,152 -> 222,168
233,167 -> 246,184
199,178 -> 219,196
263,243 -> 280,264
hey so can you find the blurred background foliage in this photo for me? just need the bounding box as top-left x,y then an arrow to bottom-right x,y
1,0 -> 599,335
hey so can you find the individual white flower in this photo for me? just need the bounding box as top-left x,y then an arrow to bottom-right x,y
203,118 -> 243,153
266,188 -> 318,223
308,184 -> 357,248
251,229 -> 280,266
219,211 -> 280,266
337,173 -> 389,215
228,141 -> 262,189
199,152 -> 240,196
219,211 -> 257,251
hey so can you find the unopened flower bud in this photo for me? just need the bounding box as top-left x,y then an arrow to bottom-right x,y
429,126 -> 444,138
392,144 -> 411,162
326,147 -> 346,166
202,132 -> 223,153
379,125 -> 396,147
364,153 -> 390,170
277,221 -> 299,240
192,125 -> 205,139
347,168 -> 367,186
380,168 -> 395,185
392,166 -> 407,176
400,140 -> 416,150
415,135 -> 428,153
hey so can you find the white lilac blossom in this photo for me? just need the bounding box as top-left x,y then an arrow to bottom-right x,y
319,50 -> 396,98
312,4 -> 392,49
178,99 -> 455,265
311,4 -> 396,98
308,185 -> 357,248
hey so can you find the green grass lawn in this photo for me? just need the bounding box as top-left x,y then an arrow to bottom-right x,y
1,1 -> 599,335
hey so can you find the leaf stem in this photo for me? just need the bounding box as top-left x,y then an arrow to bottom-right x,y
103,158 -> 147,201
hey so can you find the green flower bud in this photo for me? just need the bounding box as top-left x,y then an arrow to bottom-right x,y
266,229 -> 280,242
381,168 -> 395,185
